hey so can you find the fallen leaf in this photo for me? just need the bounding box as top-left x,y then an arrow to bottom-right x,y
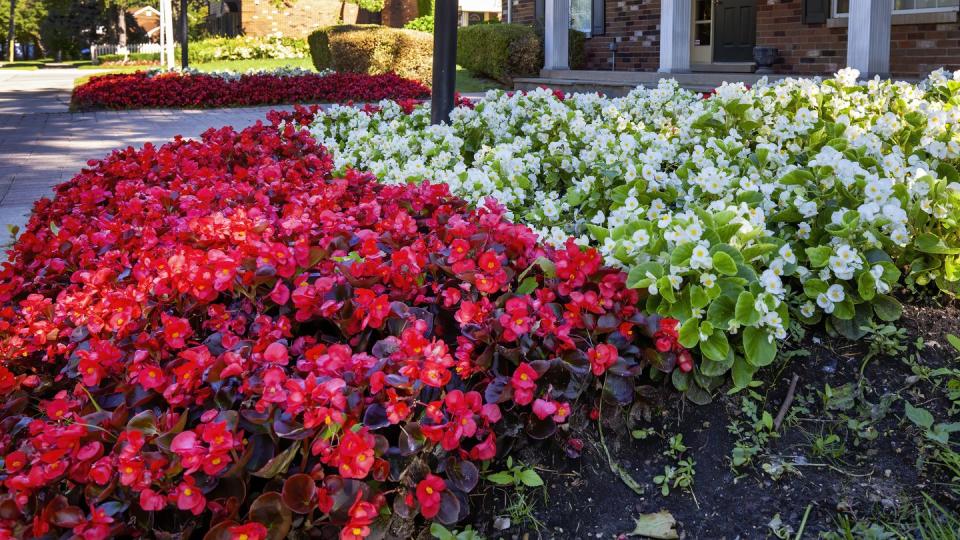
629,510 -> 679,539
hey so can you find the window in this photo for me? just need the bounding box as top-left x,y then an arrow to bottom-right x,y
535,0 -> 603,36
833,0 -> 959,16
570,0 -> 592,34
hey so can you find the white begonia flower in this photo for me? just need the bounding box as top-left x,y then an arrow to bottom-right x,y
690,243 -> 713,270
826,284 -> 845,303
761,269 -> 785,295
700,273 -> 717,289
800,301 -> 816,318
816,293 -> 835,314
778,244 -> 797,265
631,229 -> 651,248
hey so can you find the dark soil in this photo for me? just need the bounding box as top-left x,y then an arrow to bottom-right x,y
467,296 -> 960,539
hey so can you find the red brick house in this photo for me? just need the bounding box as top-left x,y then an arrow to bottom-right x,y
206,0 -> 424,38
506,0 -> 960,82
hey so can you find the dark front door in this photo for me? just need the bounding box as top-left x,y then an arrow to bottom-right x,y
713,0 -> 756,62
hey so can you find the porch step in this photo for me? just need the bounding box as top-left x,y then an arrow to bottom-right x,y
692,62 -> 756,74
515,69 -> 786,96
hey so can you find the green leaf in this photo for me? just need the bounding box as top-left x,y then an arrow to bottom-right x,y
699,332 -> 729,362
805,246 -> 832,268
712,251 -> 737,276
947,334 -> 960,353
905,402 -> 934,429
689,285 -> 709,310
670,243 -> 695,267
252,441 -> 302,479
626,262 -> 664,287
777,169 -> 814,186
857,271 -> 876,301
678,318 -> 700,348
518,468 -> 544,487
803,279 -> 828,298
915,233 -> 960,255
731,356 -> 756,389
706,294 -> 737,330
743,327 -> 777,367
658,276 -> 676,303
586,224 -> 610,243
485,472 -> 515,485
734,291 -> 760,326
430,524 -> 455,540
873,294 -> 903,322
516,277 -> 538,295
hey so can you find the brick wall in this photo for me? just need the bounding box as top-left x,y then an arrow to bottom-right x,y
586,0 -> 660,71
240,0 -> 358,37
890,20 -> 960,77
505,0 -> 960,77
755,0 -> 846,75
382,0 -> 419,27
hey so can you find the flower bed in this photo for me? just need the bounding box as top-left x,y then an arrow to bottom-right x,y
70,70 -> 430,111
0,113 -> 681,538
310,69 -> 960,401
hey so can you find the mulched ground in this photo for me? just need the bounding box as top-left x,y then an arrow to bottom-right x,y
465,294 -> 960,539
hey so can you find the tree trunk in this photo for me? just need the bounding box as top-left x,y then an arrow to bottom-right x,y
7,0 -> 16,63
118,6 -> 128,46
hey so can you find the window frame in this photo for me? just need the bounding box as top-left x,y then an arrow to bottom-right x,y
831,0 -> 960,18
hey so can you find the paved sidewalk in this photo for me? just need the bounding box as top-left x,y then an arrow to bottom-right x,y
0,70 -> 292,247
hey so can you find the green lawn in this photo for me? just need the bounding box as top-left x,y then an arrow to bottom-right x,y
0,61 -> 42,70
74,57 -> 504,94
455,65 -> 504,94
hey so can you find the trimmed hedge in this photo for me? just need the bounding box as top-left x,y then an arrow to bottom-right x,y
457,24 -> 586,85
456,24 -> 540,85
308,25 -> 433,84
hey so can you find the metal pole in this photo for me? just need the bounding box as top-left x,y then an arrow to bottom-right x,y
158,2 -> 165,67
180,0 -> 189,68
430,0 -> 457,125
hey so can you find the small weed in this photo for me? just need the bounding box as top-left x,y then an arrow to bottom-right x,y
485,457 -> 545,531
653,434 -> 697,504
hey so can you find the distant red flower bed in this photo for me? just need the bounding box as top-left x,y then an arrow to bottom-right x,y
70,71 -> 431,110
0,110 -> 684,539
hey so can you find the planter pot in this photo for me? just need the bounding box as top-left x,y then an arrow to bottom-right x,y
753,46 -> 778,74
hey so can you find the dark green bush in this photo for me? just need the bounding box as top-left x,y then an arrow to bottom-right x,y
568,29 -> 586,69
456,24 -> 540,85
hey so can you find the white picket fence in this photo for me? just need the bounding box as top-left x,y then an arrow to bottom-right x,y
91,42 -> 163,61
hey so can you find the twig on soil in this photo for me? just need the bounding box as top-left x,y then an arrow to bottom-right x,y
794,504 -> 812,540
774,374 -> 800,431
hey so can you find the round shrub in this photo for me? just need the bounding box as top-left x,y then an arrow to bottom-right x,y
0,110 -> 682,538
308,25 -> 433,84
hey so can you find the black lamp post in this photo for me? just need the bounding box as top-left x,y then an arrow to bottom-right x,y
180,0 -> 189,68
430,0 -> 458,125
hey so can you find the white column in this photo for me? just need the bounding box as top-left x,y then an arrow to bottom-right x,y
847,0 -> 892,78
544,0 -> 570,71
162,0 -> 176,69
658,0 -> 691,73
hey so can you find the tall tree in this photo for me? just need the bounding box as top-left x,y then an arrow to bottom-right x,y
2,0 -> 46,61
6,0 -> 14,62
